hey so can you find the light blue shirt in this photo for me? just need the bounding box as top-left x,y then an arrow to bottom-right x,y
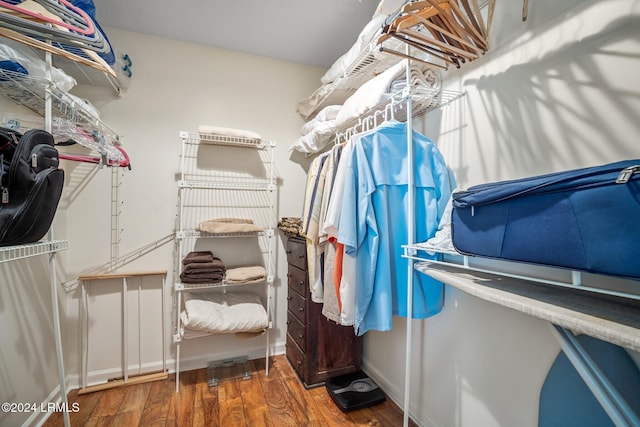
337,121 -> 454,336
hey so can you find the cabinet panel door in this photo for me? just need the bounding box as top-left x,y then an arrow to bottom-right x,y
286,335 -> 306,381
286,310 -> 306,352
287,289 -> 307,324
287,265 -> 307,297
286,238 -> 307,270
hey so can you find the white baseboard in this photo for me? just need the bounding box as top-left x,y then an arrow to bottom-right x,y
27,385 -> 66,427
64,341 -> 286,392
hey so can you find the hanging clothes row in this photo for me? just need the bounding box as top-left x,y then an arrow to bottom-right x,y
301,117 -> 456,336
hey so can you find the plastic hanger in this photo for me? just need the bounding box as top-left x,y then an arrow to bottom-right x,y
0,0 -> 110,54
0,26 -> 115,76
0,0 -> 95,35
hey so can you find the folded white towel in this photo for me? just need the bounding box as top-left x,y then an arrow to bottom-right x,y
198,125 -> 262,141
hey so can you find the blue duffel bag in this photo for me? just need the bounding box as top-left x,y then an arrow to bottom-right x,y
451,160 -> 640,280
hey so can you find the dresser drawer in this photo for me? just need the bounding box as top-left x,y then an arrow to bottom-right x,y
287,265 -> 307,297
286,310 -> 306,352
286,237 -> 307,270
286,335 -> 306,381
287,289 -> 306,324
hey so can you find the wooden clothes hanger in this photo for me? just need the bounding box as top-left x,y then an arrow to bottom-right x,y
377,0 -> 493,70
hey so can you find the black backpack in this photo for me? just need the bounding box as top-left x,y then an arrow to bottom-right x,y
0,127 -> 65,246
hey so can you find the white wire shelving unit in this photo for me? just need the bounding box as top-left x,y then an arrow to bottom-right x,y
173,130 -> 278,392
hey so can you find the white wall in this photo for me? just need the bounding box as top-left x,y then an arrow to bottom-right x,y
363,1 -> 640,426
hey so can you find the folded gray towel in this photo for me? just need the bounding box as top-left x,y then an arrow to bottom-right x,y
180,271 -> 224,284
183,260 -> 226,274
182,251 -> 214,265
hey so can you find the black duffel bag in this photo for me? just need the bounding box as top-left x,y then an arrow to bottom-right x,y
0,127 -> 64,246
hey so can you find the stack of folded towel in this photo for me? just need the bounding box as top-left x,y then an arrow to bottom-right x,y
225,265 -> 268,285
180,251 -> 226,284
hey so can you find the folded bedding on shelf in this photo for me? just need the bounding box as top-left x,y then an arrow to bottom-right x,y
335,62 -> 442,129
300,105 -> 341,134
198,218 -> 264,234
289,105 -> 341,154
180,291 -> 268,335
297,86 -> 355,121
334,61 -> 405,128
198,125 -> 262,142
225,265 -> 267,284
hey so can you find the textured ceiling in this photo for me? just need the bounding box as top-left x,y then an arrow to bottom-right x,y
93,0 -> 380,68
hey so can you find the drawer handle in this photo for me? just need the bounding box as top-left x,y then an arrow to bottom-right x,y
286,250 -> 292,254
287,296 -> 293,301
298,254 -> 305,259
298,281 -> 304,286
286,320 -> 291,325
298,334 -> 304,339
287,273 -> 292,278
297,361 -> 302,366
299,307 -> 304,312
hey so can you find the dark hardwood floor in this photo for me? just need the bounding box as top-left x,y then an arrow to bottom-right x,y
43,355 -> 418,426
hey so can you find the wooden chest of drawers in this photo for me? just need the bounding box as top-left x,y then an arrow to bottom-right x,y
285,236 -> 362,388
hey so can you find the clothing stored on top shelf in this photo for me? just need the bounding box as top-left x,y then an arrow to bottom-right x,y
302,120 -> 456,336
290,62 -> 442,155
